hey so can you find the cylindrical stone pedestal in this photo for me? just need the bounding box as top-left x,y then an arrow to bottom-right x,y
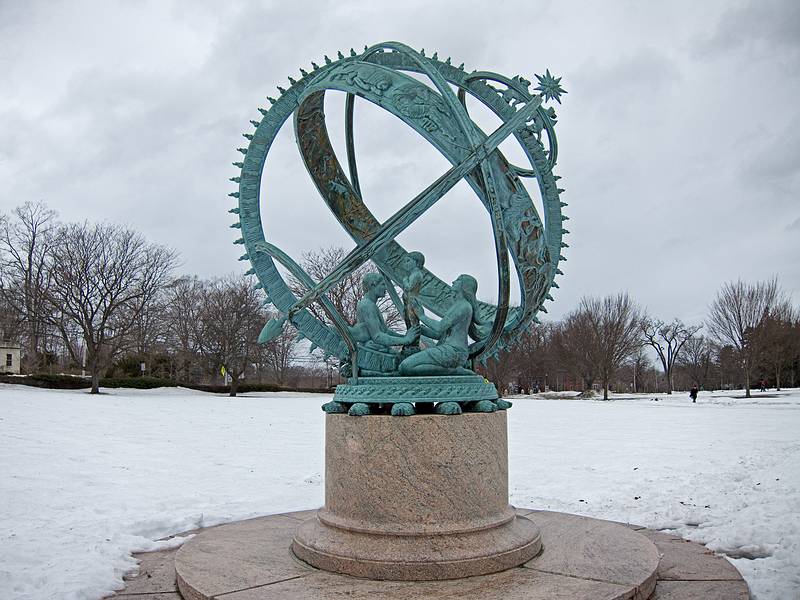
291,411 -> 542,580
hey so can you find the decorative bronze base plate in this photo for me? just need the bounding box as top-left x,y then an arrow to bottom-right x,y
333,375 -> 498,405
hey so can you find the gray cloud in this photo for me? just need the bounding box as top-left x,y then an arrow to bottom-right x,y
0,0 -> 798,322
742,118 -> 800,195
693,0 -> 800,61
575,48 -> 681,103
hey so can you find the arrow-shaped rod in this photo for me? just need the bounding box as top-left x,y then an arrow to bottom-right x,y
258,95 -> 543,344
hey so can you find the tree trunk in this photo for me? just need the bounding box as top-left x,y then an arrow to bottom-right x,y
603,379 -> 609,400
775,367 -> 781,391
744,357 -> 751,398
229,376 -> 238,397
86,349 -> 101,394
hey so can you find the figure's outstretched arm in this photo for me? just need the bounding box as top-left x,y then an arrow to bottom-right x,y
420,323 -> 439,339
363,305 -> 419,346
371,327 -> 419,347
417,308 -> 443,336
420,334 -> 437,346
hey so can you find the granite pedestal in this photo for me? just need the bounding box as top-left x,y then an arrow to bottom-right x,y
152,411 -> 751,600
292,411 -> 541,580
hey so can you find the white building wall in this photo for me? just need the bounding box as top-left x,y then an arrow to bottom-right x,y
0,346 -> 21,375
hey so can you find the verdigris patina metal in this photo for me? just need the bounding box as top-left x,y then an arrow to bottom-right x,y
400,251 -> 425,356
229,42 -> 567,415
399,274 -> 484,377
350,272 -> 418,374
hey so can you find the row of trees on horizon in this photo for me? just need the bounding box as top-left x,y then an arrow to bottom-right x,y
1,201 -> 797,398
479,282 -> 798,399
0,202 -> 297,394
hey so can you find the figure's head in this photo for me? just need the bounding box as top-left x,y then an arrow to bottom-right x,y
452,274 -> 478,300
362,272 -> 386,297
405,251 -> 425,270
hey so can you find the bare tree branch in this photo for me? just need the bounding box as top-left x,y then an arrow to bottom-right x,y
0,201 -> 60,369
707,278 -> 780,397
287,246 -> 401,329
678,335 -> 714,389
567,293 -> 643,399
641,317 -> 702,393
44,222 -> 178,392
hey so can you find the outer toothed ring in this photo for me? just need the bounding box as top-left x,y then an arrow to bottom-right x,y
229,42 -> 568,365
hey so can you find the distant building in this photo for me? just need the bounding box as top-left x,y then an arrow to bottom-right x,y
0,342 -> 21,375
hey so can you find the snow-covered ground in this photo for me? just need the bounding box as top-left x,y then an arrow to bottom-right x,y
1,385 -> 798,600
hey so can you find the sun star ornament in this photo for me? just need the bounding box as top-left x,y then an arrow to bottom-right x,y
535,69 -> 567,104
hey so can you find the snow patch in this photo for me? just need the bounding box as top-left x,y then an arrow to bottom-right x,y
1,384 -> 799,599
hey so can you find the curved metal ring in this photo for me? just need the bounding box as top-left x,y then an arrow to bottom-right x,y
229,45 -> 566,365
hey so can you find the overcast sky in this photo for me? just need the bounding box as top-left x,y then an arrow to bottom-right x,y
1,0 -> 798,323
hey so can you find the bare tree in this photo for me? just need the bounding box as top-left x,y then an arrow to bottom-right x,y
513,322 -> 561,392
127,288 -> 169,356
626,346 -> 651,393
45,222 -> 178,393
196,275 -> 264,396
478,350 -> 519,393
678,335 -> 714,390
163,276 -> 206,381
0,201 -> 60,370
790,319 -> 800,389
753,300 -> 797,391
288,246 -> 400,328
259,321 -> 297,385
714,344 -> 742,390
641,318 -> 702,393
0,291 -> 23,344
553,309 -> 600,395
581,293 -> 643,400
706,278 -> 779,398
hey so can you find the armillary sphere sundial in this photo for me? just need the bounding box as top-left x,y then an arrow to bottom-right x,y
174,42 -> 732,600
228,41 -> 567,416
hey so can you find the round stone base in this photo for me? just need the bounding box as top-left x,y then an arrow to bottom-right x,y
174,509 -> 662,600
291,510 -> 542,580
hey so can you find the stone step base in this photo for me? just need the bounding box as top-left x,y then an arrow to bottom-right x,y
111,509 -> 751,600
175,509 -> 663,600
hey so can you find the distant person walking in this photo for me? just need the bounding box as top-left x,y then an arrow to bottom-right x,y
689,385 -> 699,403
760,379 -> 767,392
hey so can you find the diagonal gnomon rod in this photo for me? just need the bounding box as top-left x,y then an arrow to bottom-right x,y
258,95 -> 543,344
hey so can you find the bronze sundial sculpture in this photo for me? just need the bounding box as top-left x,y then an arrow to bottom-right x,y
175,42 -> 747,600
229,41 -> 567,415
173,41 -> 736,599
